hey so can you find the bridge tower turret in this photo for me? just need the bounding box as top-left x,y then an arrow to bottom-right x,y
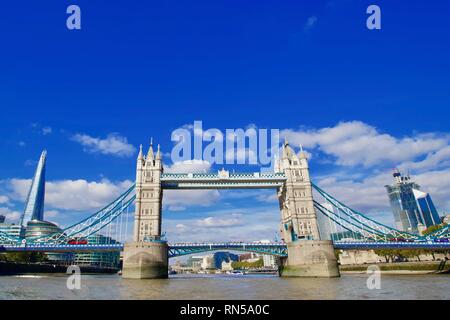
278,140 -> 340,278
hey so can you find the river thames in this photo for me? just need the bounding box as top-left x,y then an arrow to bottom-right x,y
1,273 -> 449,300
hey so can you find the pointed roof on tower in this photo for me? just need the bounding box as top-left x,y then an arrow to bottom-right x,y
282,137 -> 295,160
147,138 -> 154,161
156,144 -> 162,160
298,143 -> 308,160
137,144 -> 144,160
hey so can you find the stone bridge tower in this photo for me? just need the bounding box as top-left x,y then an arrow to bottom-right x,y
134,142 -> 163,241
123,141 -> 168,279
278,140 -> 320,243
277,140 -> 340,278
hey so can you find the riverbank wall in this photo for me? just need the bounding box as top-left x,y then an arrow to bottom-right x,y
0,261 -> 119,275
339,261 -> 450,274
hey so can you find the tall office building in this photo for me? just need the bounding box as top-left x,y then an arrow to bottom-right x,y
0,215 -> 5,224
412,189 -> 441,227
20,151 -> 47,226
385,169 -> 441,233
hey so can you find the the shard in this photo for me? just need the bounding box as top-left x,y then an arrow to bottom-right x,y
20,150 -> 47,226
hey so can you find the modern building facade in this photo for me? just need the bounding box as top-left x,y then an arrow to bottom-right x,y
0,223 -> 25,238
263,255 -> 278,268
386,169 -> 441,233
187,256 -> 205,270
413,189 -> 441,228
25,220 -> 73,262
74,234 -> 120,268
24,220 -> 62,238
200,255 -> 215,270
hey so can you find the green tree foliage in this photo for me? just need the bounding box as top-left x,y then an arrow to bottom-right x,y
422,223 -> 448,236
231,258 -> 264,270
2,252 -> 48,263
374,249 -> 396,263
374,249 -> 444,262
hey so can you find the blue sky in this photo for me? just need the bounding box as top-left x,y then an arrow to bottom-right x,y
0,1 -> 449,242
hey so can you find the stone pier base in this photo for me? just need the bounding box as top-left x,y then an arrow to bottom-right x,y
279,240 -> 340,278
122,241 -> 168,279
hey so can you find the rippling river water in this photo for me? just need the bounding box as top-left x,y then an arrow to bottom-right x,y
1,273 -> 449,300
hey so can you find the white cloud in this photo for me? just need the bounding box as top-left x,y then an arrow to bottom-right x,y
163,160 -> 219,210
315,173 -> 392,214
0,207 -> 21,223
218,190 -> 278,204
7,178 -> 133,212
400,146 -> 450,171
163,190 -> 220,210
282,121 -> 449,168
45,210 -> 59,218
304,16 -> 318,31
196,216 -> 243,228
167,206 -> 187,212
163,207 -> 280,242
25,159 -> 37,167
0,195 -> 9,205
164,160 -> 211,173
225,147 -> 257,164
71,133 -> 136,158
256,192 -> 278,203
42,127 -> 52,135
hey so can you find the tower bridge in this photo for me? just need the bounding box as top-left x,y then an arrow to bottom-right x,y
2,241 -> 449,255
121,140 -> 340,279
1,141 -> 450,279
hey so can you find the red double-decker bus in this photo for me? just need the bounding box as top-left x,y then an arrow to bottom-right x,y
67,238 -> 88,245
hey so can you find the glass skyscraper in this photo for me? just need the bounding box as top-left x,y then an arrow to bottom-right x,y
413,189 -> 441,228
386,170 -> 441,233
20,151 -> 47,226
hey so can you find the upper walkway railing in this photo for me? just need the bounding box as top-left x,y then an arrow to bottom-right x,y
161,172 -> 287,189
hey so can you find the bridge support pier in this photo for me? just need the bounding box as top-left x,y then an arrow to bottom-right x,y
279,240 -> 340,278
122,242 -> 168,279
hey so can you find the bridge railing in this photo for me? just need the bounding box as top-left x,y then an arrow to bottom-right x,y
161,172 -> 286,181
